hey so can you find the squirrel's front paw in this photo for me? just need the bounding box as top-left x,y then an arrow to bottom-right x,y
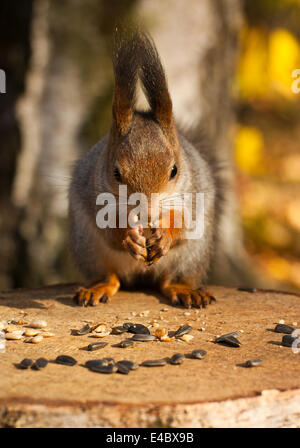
123,227 -> 147,262
146,228 -> 172,265
162,284 -> 216,309
74,274 -> 120,306
74,285 -> 110,306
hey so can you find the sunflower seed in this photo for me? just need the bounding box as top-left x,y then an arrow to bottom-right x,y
274,324 -> 295,334
92,324 -> 107,333
41,331 -> 55,338
87,342 -> 108,351
127,324 -> 150,335
4,324 -> 21,333
217,331 -> 239,339
71,324 -> 91,336
102,357 -> 115,365
117,360 -> 139,371
85,359 -> 107,369
131,334 -> 157,342
55,355 -> 77,366
32,358 -> 48,370
112,326 -> 128,334
245,359 -> 262,367
141,358 -> 168,367
29,320 -> 47,329
282,335 -> 299,347
90,331 -> 110,338
191,349 -> 207,359
18,358 -> 33,369
116,339 -> 134,348
24,328 -> 40,337
174,325 -> 192,338
5,332 -> 23,340
25,334 -> 44,344
170,353 -> 185,365
180,334 -> 194,342
122,323 -> 132,330
89,363 -> 117,374
215,333 -> 241,347
116,362 -> 130,374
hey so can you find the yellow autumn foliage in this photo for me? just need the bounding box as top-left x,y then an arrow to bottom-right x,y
238,26 -> 300,100
235,126 -> 264,174
269,28 -> 300,98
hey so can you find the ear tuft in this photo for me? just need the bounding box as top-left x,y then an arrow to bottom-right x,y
138,32 -> 174,136
112,27 -> 139,136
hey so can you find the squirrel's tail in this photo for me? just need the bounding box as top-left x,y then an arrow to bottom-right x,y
112,27 -> 174,137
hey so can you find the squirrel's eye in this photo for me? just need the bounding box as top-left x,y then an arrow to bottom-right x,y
170,164 -> 177,180
114,167 -> 122,183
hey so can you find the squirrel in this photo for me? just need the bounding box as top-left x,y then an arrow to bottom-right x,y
68,29 -> 221,308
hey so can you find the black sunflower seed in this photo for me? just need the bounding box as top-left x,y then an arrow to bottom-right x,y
102,357 -> 115,365
115,339 -> 134,348
131,334 -> 157,342
127,324 -> 150,335
55,355 -> 77,366
87,342 -> 108,351
117,360 -> 139,371
116,362 -> 130,374
85,359 -> 107,369
245,359 -> 262,367
169,353 -> 185,365
282,334 -> 299,347
174,325 -> 192,338
274,324 -> 295,334
18,358 -> 33,369
191,349 -> 207,359
215,333 -> 241,347
141,358 -> 168,367
71,324 -> 91,336
89,363 -> 117,374
32,358 -> 48,370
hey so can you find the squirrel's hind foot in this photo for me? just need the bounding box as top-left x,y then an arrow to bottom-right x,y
74,273 -> 120,307
161,283 -> 216,309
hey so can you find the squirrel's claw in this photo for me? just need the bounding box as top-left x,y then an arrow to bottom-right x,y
146,228 -> 172,265
73,274 -> 120,307
74,286 -> 111,306
161,283 -> 216,309
123,228 -> 147,262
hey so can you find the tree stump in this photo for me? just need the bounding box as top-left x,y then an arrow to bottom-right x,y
0,284 -> 299,427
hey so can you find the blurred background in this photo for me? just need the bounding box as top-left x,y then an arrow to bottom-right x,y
0,0 -> 299,292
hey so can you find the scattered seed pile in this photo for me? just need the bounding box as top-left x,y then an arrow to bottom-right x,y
1,318 -> 54,343
6,312 -> 299,376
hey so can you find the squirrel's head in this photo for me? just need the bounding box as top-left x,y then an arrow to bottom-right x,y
105,29 -> 181,222
108,112 -> 180,198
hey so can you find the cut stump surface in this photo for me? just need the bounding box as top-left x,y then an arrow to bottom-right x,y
0,284 -> 300,427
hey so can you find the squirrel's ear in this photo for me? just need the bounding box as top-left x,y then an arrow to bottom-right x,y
111,28 -> 139,137
138,32 -> 175,139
